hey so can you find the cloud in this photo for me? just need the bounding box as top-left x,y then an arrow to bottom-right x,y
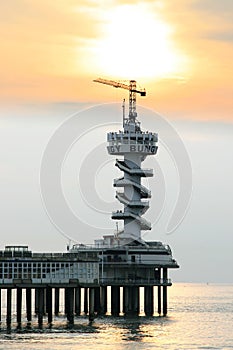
191,0 -> 233,17
0,1 -> 101,43
188,0 -> 233,43
206,31 -> 233,43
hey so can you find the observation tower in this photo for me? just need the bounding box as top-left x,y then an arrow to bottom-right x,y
94,78 -> 157,244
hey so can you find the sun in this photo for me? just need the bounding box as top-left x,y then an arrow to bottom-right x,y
92,4 -> 187,80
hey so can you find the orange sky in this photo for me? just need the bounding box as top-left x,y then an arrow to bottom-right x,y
0,0 -> 232,120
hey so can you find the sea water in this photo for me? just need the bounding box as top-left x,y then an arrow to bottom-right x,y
0,283 -> 232,350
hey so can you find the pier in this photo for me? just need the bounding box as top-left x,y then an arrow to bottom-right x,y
0,242 -> 178,329
0,79 -> 179,330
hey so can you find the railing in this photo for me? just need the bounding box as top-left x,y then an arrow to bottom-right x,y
100,260 -> 177,265
0,277 -> 99,285
116,192 -> 149,207
99,278 -> 172,286
0,251 -> 99,260
115,160 -> 153,174
107,131 -> 158,143
0,276 -> 171,287
71,243 -> 171,251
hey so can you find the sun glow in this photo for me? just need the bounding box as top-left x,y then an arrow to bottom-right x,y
93,5 -> 187,79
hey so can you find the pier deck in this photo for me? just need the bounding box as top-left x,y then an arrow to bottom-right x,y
0,243 -> 178,328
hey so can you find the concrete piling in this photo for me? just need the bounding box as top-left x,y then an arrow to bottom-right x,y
65,288 -> 74,326
35,288 -> 39,315
111,286 -> 120,316
54,287 -> 60,316
94,287 -> 101,315
6,289 -> 12,329
46,287 -> 53,325
26,288 -> 32,327
100,286 -> 107,315
0,289 -> 1,327
84,288 -> 88,315
144,286 -> 153,316
16,288 -> 22,329
163,268 -> 168,316
123,286 -> 139,317
75,287 -> 81,316
38,288 -> 44,328
89,287 -> 95,321
158,286 -> 161,315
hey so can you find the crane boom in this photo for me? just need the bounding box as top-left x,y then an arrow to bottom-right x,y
93,78 -> 146,120
93,78 -> 130,91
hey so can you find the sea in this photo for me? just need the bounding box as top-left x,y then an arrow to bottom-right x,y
0,283 -> 232,350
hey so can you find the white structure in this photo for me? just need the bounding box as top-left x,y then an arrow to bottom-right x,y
104,80 -> 158,243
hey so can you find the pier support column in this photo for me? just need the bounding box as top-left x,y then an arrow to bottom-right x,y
123,286 -> 127,314
123,286 -> 126,314
64,287 -> 69,315
0,289 -> 1,327
100,286 -> 107,315
89,287 -> 95,321
35,288 -> 39,315
123,286 -> 139,317
26,288 -> 32,327
66,288 -> 74,326
84,288 -> 88,315
38,288 -> 44,328
6,289 -> 12,330
16,288 -> 22,329
46,287 -> 53,325
111,286 -> 120,316
158,286 -> 161,315
43,289 -> 47,316
75,287 -> 81,316
132,286 -> 139,316
54,288 -> 60,316
144,286 -> 153,316
94,287 -> 101,315
163,268 -> 168,316
157,268 -> 161,315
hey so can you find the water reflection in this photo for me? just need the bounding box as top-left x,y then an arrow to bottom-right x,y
0,285 -> 233,350
121,321 -> 143,342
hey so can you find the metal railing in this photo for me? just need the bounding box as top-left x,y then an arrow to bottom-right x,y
99,278 -> 171,286
71,243 -> 171,252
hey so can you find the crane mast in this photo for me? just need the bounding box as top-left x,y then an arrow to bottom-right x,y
93,78 -> 146,124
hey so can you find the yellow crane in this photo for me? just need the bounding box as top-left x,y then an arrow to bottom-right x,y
93,78 -> 146,121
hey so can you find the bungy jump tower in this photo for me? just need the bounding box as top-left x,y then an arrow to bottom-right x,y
106,80 -> 157,245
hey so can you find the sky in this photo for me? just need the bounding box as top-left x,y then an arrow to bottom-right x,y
1,0 -> 233,119
0,0 -> 232,282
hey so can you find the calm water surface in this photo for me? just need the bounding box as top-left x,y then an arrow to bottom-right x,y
0,283 -> 233,350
